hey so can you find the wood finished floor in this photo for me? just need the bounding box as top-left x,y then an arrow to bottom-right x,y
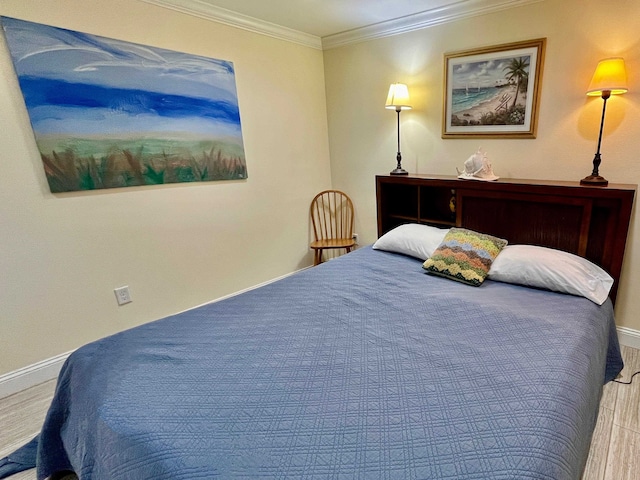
583,345 -> 640,479
1,345 -> 638,480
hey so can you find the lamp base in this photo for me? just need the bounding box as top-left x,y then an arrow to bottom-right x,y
580,174 -> 608,186
390,167 -> 408,175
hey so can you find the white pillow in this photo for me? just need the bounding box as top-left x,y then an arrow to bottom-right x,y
372,223 -> 450,260
488,245 -> 614,305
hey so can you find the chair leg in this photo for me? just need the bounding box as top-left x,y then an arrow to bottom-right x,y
314,249 -> 322,266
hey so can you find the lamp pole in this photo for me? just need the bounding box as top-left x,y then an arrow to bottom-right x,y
391,107 -> 407,175
581,90 -> 610,186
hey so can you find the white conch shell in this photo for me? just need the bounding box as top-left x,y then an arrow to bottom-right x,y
456,148 -> 499,181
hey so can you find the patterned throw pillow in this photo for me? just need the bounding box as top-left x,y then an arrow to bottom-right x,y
423,228 -> 507,286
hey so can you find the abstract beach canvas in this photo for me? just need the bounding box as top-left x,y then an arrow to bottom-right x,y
1,17 -> 247,192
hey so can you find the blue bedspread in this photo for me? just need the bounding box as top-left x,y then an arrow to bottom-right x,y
16,247 -> 626,479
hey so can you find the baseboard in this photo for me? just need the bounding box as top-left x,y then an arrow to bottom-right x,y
0,351 -> 72,400
1,318 -> 637,401
617,326 -> 640,350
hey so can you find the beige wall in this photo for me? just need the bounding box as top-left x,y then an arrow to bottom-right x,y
0,0 -> 332,374
324,0 -> 640,331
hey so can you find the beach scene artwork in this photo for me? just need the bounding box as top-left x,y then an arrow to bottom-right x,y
451,56 -> 530,124
443,39 -> 545,138
1,17 -> 247,192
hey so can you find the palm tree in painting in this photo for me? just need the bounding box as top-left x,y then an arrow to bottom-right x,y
503,56 -> 530,108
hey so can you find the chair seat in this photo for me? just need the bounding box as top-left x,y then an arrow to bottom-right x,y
310,238 -> 356,249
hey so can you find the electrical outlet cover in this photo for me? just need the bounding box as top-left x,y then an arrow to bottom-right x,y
114,286 -> 132,305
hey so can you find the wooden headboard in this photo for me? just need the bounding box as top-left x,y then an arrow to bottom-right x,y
376,174 -> 636,303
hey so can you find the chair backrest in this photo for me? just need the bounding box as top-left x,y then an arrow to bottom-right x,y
310,190 -> 354,242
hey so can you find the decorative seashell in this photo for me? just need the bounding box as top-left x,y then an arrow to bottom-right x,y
456,148 -> 499,181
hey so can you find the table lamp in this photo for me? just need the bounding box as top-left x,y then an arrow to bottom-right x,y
581,57 -> 628,186
385,83 -> 412,175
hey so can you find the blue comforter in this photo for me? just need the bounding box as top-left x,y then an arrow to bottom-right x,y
11,247 -> 626,479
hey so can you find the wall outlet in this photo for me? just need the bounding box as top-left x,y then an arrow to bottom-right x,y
114,286 -> 132,306
352,233 -> 359,245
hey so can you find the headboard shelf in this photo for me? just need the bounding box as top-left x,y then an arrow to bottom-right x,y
376,174 -> 636,303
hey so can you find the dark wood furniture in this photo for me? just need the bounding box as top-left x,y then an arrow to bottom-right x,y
376,174 -> 636,303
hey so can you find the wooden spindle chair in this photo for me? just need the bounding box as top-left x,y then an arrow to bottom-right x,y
309,190 -> 356,266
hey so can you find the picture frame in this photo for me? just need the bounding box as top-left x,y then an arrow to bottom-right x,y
442,38 -> 546,139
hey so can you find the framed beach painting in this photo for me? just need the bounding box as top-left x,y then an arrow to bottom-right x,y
442,38 -> 546,139
1,16 -> 247,193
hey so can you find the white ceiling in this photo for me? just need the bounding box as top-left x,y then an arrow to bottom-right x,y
142,0 -> 543,49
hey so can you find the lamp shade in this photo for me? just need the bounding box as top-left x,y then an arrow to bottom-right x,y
586,57 -> 628,96
385,83 -> 412,110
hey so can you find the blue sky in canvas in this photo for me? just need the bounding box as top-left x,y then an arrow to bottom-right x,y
1,16 -> 244,140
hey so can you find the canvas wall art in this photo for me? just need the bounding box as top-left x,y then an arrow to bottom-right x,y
442,38 -> 546,139
1,16 -> 247,192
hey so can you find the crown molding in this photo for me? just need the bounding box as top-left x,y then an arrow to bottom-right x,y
322,0 -> 545,49
139,0 -> 323,49
140,0 -> 544,51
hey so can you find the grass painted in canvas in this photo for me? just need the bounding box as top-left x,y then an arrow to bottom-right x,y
1,17 -> 247,192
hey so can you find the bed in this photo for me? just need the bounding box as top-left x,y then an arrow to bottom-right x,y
1,176 -> 636,480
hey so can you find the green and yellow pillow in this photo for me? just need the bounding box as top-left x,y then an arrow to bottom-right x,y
423,228 -> 507,286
